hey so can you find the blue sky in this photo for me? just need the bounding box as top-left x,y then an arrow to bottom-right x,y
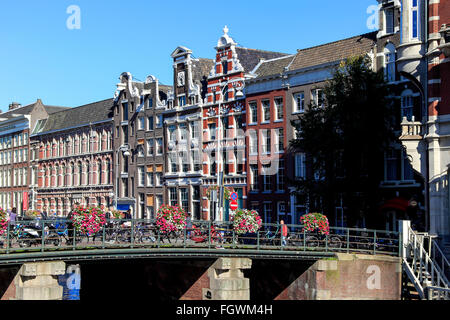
0,0 -> 378,111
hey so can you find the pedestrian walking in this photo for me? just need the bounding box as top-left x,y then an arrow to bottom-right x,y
280,220 -> 288,247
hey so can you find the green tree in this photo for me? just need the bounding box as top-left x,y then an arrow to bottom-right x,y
290,55 -> 396,228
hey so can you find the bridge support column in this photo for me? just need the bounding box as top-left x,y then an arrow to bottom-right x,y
14,261 -> 66,300
203,258 -> 252,300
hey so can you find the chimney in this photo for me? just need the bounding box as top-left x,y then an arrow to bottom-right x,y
9,102 -> 21,110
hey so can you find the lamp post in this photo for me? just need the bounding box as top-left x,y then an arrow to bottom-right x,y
215,79 -> 244,222
114,144 -> 130,211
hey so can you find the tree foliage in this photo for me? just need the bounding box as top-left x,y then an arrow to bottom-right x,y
290,55 -> 396,227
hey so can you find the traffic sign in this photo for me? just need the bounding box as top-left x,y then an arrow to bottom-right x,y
230,192 -> 238,201
230,200 -> 238,211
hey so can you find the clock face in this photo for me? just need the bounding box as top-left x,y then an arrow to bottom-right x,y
177,72 -> 185,86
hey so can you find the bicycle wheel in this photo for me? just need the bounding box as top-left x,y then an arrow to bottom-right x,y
328,236 -> 342,249
305,235 -> 319,248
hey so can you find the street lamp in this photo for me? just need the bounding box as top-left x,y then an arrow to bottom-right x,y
114,143 -> 131,211
215,80 -> 244,222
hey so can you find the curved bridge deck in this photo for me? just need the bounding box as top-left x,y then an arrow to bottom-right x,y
0,219 -> 400,265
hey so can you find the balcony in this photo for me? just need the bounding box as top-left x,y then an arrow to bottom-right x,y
399,117 -> 423,140
399,117 -> 425,175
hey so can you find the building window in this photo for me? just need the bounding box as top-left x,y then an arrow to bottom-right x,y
208,123 -> 216,141
249,101 -> 257,124
277,159 -> 285,191
147,97 -> 153,109
169,187 -> 177,206
263,203 -> 272,224
401,90 -> 414,121
262,99 -> 270,122
276,128 -> 284,153
191,121 -> 199,139
179,123 -> 187,141
411,0 -> 419,39
155,172 -> 162,186
147,139 -> 154,156
138,166 -> 145,187
147,171 -> 154,186
262,130 -> 271,154
311,89 -> 324,108
293,92 -> 305,113
249,130 -> 258,155
170,153 -> 178,173
122,102 -> 128,121
384,43 -> 396,83
263,165 -> 272,192
156,115 -> 163,128
137,145 -> 145,157
250,164 -> 258,191
156,138 -> 163,155
180,188 -> 189,214
274,97 -> 283,120
295,153 -> 306,179
138,117 -> 145,130
385,7 -> 394,34
178,95 -> 186,107
148,116 -> 154,131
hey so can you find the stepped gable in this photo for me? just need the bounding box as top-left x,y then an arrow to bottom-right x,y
288,32 -> 378,71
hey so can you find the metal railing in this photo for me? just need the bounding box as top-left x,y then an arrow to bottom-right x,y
402,223 -> 450,300
0,218 -> 400,257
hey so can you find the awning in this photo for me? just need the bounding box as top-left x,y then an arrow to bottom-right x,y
380,197 -> 410,211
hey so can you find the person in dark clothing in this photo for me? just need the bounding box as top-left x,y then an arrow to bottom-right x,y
41,207 -> 48,221
66,211 -> 75,244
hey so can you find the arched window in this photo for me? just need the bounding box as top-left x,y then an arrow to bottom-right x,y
384,43 -> 396,83
70,163 -> 74,186
401,89 -> 414,121
78,162 -> 82,186
86,161 -> 90,185
106,159 -> 111,184
98,161 -> 102,185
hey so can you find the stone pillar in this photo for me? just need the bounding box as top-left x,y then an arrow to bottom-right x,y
14,261 -> 66,300
203,257 -> 251,300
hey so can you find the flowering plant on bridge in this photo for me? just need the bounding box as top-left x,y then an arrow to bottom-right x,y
300,213 -> 330,235
70,206 -> 106,234
230,209 -> 262,235
0,208 -> 8,236
155,205 -> 187,234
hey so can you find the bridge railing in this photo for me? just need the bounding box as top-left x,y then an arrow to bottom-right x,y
0,218 -> 400,256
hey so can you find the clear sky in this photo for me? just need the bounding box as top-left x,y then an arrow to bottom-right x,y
0,0 -> 378,111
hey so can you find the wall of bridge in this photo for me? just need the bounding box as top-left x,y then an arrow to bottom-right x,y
0,254 -> 401,300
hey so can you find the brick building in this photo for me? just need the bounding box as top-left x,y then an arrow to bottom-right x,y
244,55 -> 295,224
201,26 -> 288,221
112,72 -> 171,218
0,99 -> 68,214
389,0 -> 450,246
163,46 -> 213,220
32,99 -> 114,216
